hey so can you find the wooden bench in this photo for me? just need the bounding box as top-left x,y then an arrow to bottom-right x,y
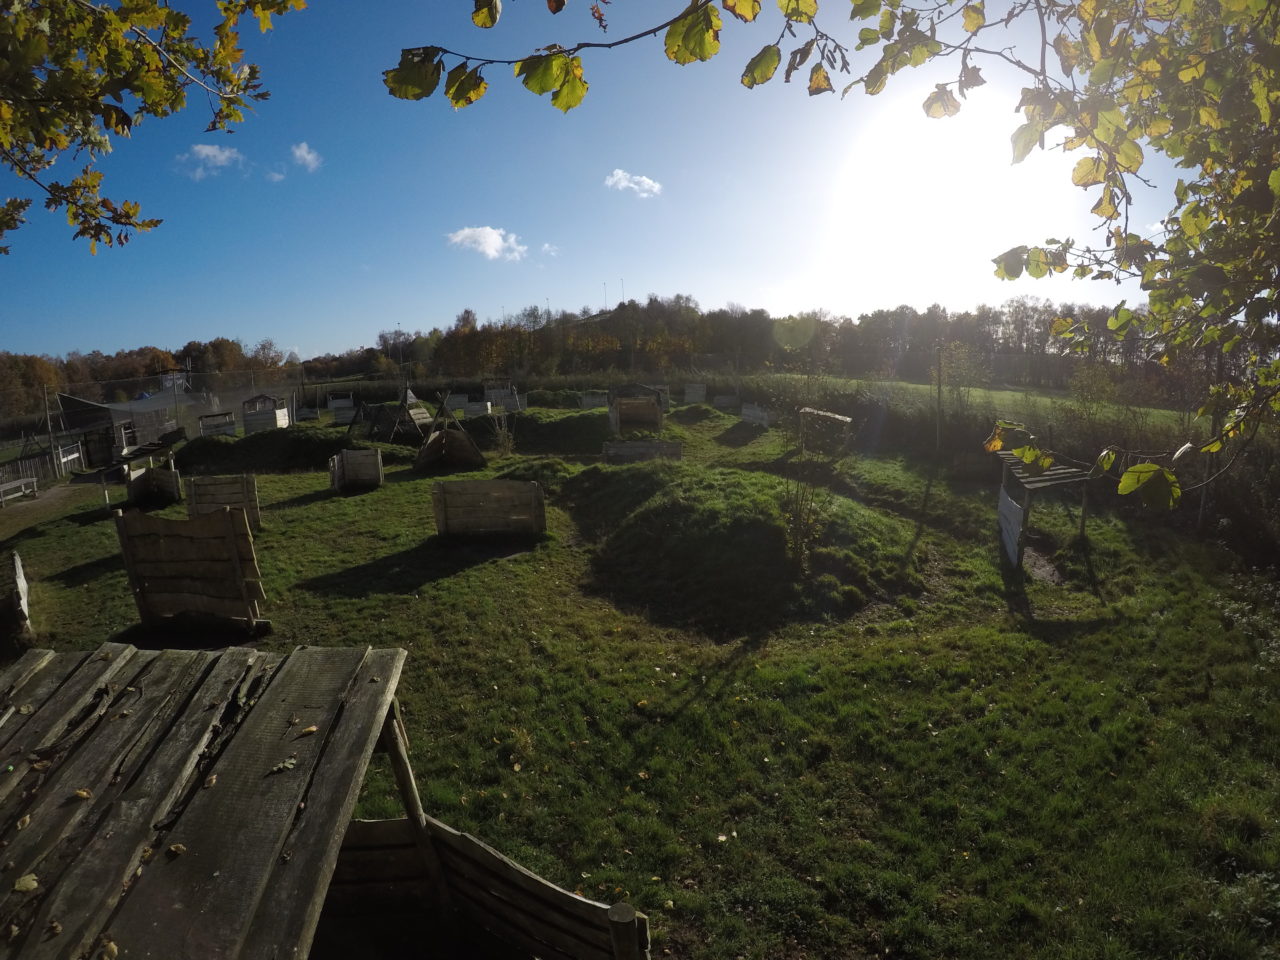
0,477 -> 37,507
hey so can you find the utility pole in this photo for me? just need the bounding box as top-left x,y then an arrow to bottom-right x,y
43,384 -> 57,478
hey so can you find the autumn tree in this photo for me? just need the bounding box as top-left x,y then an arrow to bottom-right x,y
388,0 -> 1280,506
0,0 -> 303,253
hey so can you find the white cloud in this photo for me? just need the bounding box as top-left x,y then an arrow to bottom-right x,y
179,143 -> 244,181
541,243 -> 560,257
604,168 -> 662,199
291,142 -> 323,172
266,169 -> 286,183
447,226 -> 528,261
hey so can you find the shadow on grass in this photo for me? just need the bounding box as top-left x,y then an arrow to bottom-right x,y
51,553 -> 124,587
714,421 -> 765,448
266,488 -> 337,511
296,536 -> 544,597
109,613 -> 269,650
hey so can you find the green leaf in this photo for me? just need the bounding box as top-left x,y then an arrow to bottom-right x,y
922,84 -> 960,118
445,63 -> 488,109
1118,463 -> 1181,509
961,3 -> 985,32
723,0 -> 762,22
515,54 -> 569,96
1107,306 -> 1134,333
1115,138 -> 1143,173
779,0 -> 819,23
1268,168 -> 1280,197
741,44 -> 781,88
1026,247 -> 1049,278
808,63 -> 834,96
1089,447 -> 1117,478
551,59 -> 588,111
993,246 -> 1028,280
850,0 -> 880,19
665,3 -> 723,65
1071,155 -> 1107,187
471,0 -> 501,28
1010,121 -> 1041,163
383,50 -> 444,101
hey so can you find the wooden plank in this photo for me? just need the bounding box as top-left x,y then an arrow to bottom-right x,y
425,816 -> 611,925
447,887 -> 591,960
18,647 -> 275,960
105,647 -> 371,960
0,648 -> 55,701
608,902 -> 649,960
129,559 -> 259,581
329,844 -> 428,885
131,576 -> 266,602
241,649 -> 405,960
998,487 -> 1023,566
445,868 -> 615,960
0,644 -> 138,784
117,529 -> 257,564
0,651 -> 209,941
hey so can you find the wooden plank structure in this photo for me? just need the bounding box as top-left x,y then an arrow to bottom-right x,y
0,644 -> 650,960
484,380 -> 524,411
602,441 -> 683,465
416,399 -> 487,473
799,407 -> 853,455
608,385 -> 663,436
330,448 -> 384,492
579,390 -> 609,410
328,392 -> 356,425
995,449 -> 1091,568
1,551 -> 32,657
114,507 -> 267,629
186,474 -> 262,530
125,460 -> 183,507
0,477 -> 37,508
198,411 -> 238,437
682,383 -> 706,404
357,388 -> 433,443
432,480 -> 546,537
741,403 -> 775,427
243,394 -> 291,435
711,394 -> 738,410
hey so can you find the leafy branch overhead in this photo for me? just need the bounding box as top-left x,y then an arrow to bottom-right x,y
389,0 -> 1280,508
0,0 -> 305,254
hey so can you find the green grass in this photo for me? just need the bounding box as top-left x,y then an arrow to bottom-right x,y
3,402 -> 1278,960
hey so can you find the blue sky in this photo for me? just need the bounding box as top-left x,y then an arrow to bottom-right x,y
4,1 -> 1173,359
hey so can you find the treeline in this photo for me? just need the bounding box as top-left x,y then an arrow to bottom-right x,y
1,293 -> 1229,422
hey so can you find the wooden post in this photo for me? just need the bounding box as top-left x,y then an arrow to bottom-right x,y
380,700 -> 458,951
1078,483 -> 1088,541
608,902 -> 648,960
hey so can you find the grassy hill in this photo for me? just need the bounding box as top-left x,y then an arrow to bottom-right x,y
2,407 -> 1277,960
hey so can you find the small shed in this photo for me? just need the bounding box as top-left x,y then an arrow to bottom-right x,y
331,448 -> 385,492
432,480 -> 546,537
186,474 -> 262,530
0,644 -> 651,960
115,506 -> 267,630
607,384 -> 663,436
243,394 -> 290,434
198,410 -> 237,438
995,450 -> 1090,568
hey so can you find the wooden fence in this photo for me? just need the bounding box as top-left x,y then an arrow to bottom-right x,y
330,448 -> 384,492
323,817 -> 650,960
186,474 -> 262,530
114,508 -> 266,628
0,452 -> 55,486
580,391 -> 609,410
432,480 -> 546,537
126,463 -> 182,506
602,441 -> 683,464
998,487 -> 1024,566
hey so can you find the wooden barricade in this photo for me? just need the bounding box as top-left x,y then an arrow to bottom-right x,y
740,403 -> 775,427
185,474 -> 262,530
432,480 -> 546,537
1,551 -> 33,656
580,391 -> 609,409
323,817 -> 651,960
608,397 -> 662,435
712,394 -> 738,410
198,411 -> 237,437
126,463 -> 182,506
683,383 -> 706,404
244,406 -> 290,434
602,441 -> 683,464
330,448 -> 384,492
114,508 -> 267,629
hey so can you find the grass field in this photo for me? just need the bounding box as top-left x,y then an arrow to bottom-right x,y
2,406 -> 1277,959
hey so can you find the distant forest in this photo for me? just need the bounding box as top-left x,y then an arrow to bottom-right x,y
1,294 -> 1223,420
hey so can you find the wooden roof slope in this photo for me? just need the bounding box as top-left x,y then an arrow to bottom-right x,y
0,643 -> 405,960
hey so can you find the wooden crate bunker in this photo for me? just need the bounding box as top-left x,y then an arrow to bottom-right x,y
330,448 -> 384,492
432,480 -> 546,537
114,507 -> 267,629
243,394 -> 291,434
607,384 -> 663,436
995,450 -> 1090,569
0,644 -> 651,960
125,459 -> 183,506
186,474 -> 262,530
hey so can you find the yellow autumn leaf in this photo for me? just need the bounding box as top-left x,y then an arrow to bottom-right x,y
962,3 -> 985,32
13,874 -> 38,893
